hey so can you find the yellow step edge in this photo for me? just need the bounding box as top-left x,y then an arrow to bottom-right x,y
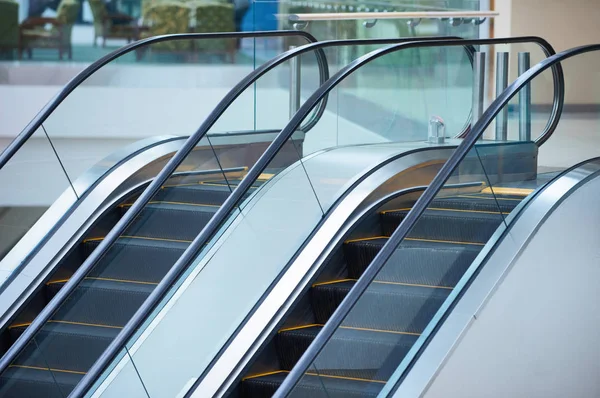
278,323 -> 421,337
454,194 -> 522,202
84,236 -> 192,244
120,236 -> 192,243
404,237 -> 485,246
312,278 -> 356,287
344,236 -> 484,246
344,236 -> 388,244
9,320 -> 123,330
313,279 -> 453,290
305,372 -> 386,384
381,207 -> 507,215
257,173 -> 275,181
243,370 -> 289,381
278,324 -> 322,333
85,277 -> 158,286
9,365 -> 86,375
243,369 -> 385,384
481,187 -> 533,196
120,201 -> 222,209
47,277 -> 158,286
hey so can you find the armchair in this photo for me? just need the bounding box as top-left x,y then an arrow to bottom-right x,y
88,0 -> 138,47
193,2 -> 236,62
18,0 -> 79,60
0,0 -> 19,55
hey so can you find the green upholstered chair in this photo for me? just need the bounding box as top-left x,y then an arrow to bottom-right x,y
18,0 -> 79,59
193,2 -> 235,61
139,2 -> 192,51
0,0 -> 19,55
88,0 -> 137,47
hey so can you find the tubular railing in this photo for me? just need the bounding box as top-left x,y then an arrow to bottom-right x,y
0,34 -> 476,397
274,43 -> 594,398
0,31 -> 323,171
70,36 -> 561,397
66,36 -> 562,397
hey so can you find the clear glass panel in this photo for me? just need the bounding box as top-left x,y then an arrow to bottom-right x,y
286,141 -> 521,396
91,348 -> 150,398
37,34 -> 315,197
274,0 -> 484,41
105,133 -> 324,397
84,39 -> 559,397
0,126 -> 77,281
0,337 -> 66,398
287,48 -> 600,397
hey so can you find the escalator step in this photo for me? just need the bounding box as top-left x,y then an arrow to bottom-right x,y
277,325 -> 418,380
123,203 -> 218,242
430,195 -> 520,213
311,281 -> 450,334
83,238 -> 188,283
153,184 -> 233,206
9,322 -> 119,372
242,371 -> 383,398
344,238 -> 481,287
381,208 -> 503,243
46,279 -> 154,327
0,366 -> 83,398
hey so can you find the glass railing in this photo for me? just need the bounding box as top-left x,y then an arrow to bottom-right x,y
0,36 -> 482,398
0,31 -> 320,287
277,44 -> 600,397
79,37 -> 561,398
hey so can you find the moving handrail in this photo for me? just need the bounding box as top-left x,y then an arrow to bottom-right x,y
0,36 -> 558,397
0,34 -> 466,397
91,37 -> 557,395
0,31 -> 323,172
274,43 -> 593,398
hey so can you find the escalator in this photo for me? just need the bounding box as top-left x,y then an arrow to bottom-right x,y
0,171 -> 266,397
233,186 -> 531,397
0,34 -> 568,398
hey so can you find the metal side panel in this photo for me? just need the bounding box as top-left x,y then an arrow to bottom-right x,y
392,158 -> 600,398
0,136 -> 187,332
88,139 -> 537,398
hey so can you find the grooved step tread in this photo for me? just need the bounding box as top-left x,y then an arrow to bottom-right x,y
0,366 -> 83,397
312,280 -> 451,334
277,325 -> 419,380
343,237 -> 481,286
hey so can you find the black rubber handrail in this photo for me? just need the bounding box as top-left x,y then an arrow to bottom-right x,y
0,35 -> 464,397
0,31 -> 320,172
275,43 -> 596,398
71,37 -> 558,397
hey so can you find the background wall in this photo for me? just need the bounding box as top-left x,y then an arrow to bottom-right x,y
495,0 -> 600,105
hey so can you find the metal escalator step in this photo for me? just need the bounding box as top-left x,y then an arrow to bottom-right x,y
9,322 -> 119,373
46,279 -> 154,327
344,238 -> 481,287
242,371 -> 383,398
123,203 -> 218,242
277,325 -> 418,380
153,184 -> 233,206
83,238 -> 188,283
311,281 -> 450,334
0,366 -> 83,398
381,208 -> 504,243
430,195 -> 520,213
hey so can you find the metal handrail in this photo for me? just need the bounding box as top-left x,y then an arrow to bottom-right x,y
0,31 -> 320,172
0,35 -> 463,397
285,10 -> 499,21
275,44 -> 594,398
72,37 -> 557,397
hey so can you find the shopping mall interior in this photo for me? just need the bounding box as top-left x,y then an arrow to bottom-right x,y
0,0 -> 599,397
